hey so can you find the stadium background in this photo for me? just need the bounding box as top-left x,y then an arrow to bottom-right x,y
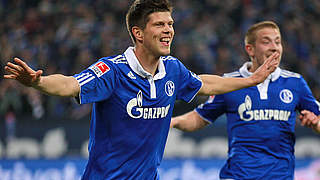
0,0 -> 320,179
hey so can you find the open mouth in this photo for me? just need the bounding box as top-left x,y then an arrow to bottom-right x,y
160,37 -> 170,46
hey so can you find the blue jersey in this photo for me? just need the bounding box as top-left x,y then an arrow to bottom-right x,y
196,62 -> 320,180
73,47 -> 202,179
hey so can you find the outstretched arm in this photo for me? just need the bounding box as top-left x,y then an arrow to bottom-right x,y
299,110 -> 320,133
4,58 -> 80,97
171,111 -> 209,132
198,52 -> 279,96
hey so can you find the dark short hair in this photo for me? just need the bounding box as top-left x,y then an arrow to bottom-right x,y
126,0 -> 173,44
245,21 -> 281,46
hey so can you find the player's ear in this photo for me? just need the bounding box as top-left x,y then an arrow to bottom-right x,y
245,44 -> 254,57
132,26 -> 143,42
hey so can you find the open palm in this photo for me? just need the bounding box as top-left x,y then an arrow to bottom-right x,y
4,58 -> 43,87
251,52 -> 280,84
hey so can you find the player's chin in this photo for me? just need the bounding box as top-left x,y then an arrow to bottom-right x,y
159,48 -> 171,56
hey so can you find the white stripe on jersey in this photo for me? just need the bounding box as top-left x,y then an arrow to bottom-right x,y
109,55 -> 127,64
76,73 -> 95,86
224,71 -> 240,77
316,100 -> 320,112
109,55 -> 123,61
281,70 -> 300,78
76,72 -> 91,80
76,73 -> 92,81
79,76 -> 95,86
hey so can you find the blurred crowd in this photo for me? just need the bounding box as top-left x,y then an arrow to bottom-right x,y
1,0 -> 320,130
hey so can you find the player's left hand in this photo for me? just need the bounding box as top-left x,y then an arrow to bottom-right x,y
299,110 -> 320,132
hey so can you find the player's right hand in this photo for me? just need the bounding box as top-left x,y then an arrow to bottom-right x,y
250,51 -> 280,85
4,57 -> 43,87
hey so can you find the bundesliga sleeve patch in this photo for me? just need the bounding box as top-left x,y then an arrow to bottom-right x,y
89,61 -> 110,77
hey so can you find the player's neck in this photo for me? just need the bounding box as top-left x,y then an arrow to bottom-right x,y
134,46 -> 160,77
248,61 -> 259,73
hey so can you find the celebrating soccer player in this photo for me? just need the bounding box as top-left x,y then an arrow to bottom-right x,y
4,1 -> 279,179
171,21 -> 320,180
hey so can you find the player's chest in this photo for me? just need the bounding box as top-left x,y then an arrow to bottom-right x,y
225,85 -> 299,110
110,75 -> 177,120
114,74 -> 177,106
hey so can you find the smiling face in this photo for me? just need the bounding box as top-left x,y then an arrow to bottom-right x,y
245,25 -> 283,71
137,11 -> 174,57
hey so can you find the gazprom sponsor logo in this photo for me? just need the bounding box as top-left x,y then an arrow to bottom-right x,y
126,90 -> 170,119
238,95 -> 291,121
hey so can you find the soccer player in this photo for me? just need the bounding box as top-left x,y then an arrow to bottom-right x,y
171,21 -> 320,180
3,1 -> 279,179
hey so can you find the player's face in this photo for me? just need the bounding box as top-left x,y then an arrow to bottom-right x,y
249,27 -> 283,67
142,11 -> 174,57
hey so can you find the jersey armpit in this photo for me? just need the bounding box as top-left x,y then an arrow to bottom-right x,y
73,59 -> 116,104
196,94 -> 226,123
195,70 -> 240,123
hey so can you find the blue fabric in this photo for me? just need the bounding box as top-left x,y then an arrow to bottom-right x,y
196,67 -> 320,180
73,50 -> 202,179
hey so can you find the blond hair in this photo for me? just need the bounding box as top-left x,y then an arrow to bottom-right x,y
245,21 -> 280,46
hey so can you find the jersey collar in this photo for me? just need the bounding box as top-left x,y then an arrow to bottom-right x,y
124,47 -> 166,80
239,62 -> 281,82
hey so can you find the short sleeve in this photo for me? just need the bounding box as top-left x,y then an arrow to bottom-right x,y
73,59 -> 116,104
195,95 -> 226,123
297,77 -> 320,115
176,60 -> 202,102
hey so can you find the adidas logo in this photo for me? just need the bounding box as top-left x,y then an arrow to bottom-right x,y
128,71 -> 136,79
